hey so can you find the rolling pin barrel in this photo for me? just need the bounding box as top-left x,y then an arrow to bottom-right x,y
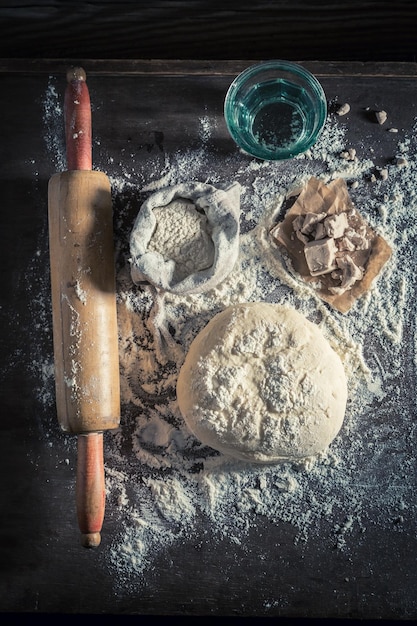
48,169 -> 120,434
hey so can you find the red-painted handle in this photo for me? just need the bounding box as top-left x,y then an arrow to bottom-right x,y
64,67 -> 92,171
76,433 -> 105,548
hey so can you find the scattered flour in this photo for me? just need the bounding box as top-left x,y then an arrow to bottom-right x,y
31,76 -> 417,594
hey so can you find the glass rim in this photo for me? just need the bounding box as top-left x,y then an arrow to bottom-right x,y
224,60 -> 327,160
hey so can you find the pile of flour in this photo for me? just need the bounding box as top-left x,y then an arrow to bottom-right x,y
31,78 -> 417,592
147,199 -> 215,281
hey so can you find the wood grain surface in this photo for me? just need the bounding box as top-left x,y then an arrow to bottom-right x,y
1,59 -> 417,618
0,1 -> 416,62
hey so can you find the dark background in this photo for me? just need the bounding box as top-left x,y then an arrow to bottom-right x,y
0,0 -> 416,62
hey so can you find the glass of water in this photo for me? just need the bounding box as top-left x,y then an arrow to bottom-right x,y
224,60 -> 327,160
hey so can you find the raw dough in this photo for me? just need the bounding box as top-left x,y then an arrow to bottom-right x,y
176,302 -> 347,463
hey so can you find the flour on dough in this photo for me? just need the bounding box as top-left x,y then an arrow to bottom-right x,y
148,198 -> 215,282
176,302 -> 347,463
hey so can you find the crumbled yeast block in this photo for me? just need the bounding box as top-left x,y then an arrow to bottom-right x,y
299,212 -> 327,235
344,226 -> 369,250
314,222 -> 326,240
340,148 -> 356,161
337,236 -> 356,252
304,238 -> 338,276
329,256 -> 364,294
324,212 -> 348,239
269,177 -> 392,313
396,156 -> 408,167
336,103 -> 350,116
287,206 -> 363,286
376,110 -> 387,124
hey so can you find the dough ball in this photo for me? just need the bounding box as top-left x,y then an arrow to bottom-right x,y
176,302 -> 347,463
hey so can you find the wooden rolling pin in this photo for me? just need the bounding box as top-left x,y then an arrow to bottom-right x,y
48,67 -> 120,548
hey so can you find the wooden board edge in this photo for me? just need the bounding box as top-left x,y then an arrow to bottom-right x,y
1,58 -> 417,78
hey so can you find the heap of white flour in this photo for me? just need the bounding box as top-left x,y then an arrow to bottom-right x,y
147,198 -> 215,281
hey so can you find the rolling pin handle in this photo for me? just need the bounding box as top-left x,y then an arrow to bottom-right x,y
64,66 -> 92,171
76,432 -> 105,548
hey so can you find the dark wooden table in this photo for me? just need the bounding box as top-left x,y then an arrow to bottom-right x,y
1,2 -> 416,62
1,59 -> 417,618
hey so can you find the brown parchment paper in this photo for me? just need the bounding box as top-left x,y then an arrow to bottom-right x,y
270,177 -> 392,313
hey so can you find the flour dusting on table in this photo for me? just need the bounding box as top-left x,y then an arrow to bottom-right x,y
35,77 -> 417,592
